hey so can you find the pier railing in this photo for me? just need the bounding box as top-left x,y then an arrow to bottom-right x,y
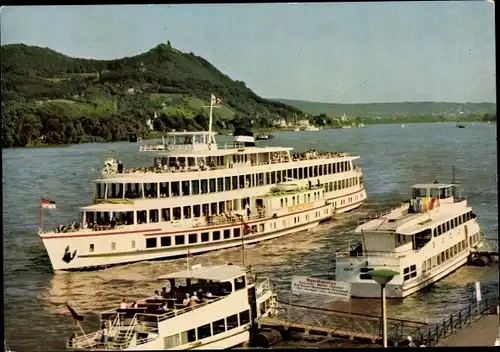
404,294 -> 499,347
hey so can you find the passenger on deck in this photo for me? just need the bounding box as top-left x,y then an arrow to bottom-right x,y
205,291 -> 213,298
159,302 -> 169,312
119,299 -> 127,309
110,217 -> 117,230
129,301 -> 138,308
99,323 -> 108,344
161,287 -> 169,298
182,293 -> 190,306
190,292 -> 199,302
154,291 -> 163,300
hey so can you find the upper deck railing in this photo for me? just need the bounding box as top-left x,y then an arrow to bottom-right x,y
101,151 -> 351,177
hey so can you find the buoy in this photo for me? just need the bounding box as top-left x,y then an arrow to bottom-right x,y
251,329 -> 283,347
472,255 -> 490,267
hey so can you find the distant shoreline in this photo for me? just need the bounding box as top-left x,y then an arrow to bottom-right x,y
7,120 -> 494,150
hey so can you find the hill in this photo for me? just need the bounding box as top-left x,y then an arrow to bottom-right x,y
1,43 -> 303,148
274,99 -> 496,118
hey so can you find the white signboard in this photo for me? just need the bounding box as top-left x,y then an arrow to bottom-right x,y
475,281 -> 482,302
291,276 -> 351,301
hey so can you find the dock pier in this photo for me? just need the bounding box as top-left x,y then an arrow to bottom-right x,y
250,295 -> 499,348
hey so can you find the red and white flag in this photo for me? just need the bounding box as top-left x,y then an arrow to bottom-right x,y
211,94 -> 222,105
41,198 -> 56,209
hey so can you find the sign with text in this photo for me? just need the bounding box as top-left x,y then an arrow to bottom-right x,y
475,281 -> 482,302
291,276 -> 351,301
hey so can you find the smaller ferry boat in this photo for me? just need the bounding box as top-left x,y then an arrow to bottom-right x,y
335,181 -> 484,298
67,263 -> 277,350
255,134 -> 273,141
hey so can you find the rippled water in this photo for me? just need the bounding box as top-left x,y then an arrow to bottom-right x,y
3,123 -> 498,351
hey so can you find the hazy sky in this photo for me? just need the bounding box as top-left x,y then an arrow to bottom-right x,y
1,2 -> 496,103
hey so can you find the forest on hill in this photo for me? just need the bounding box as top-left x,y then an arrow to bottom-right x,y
1,43 -> 303,148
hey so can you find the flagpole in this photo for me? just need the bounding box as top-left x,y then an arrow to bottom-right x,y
40,198 -> 44,232
208,93 -> 214,136
241,221 -> 245,267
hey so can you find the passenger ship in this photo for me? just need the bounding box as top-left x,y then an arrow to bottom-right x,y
39,96 -> 366,271
67,263 -> 278,350
335,182 -> 484,298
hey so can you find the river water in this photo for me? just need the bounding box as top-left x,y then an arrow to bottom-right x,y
3,122 -> 498,351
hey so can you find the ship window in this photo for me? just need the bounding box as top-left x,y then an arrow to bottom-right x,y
217,178 -> 224,192
201,232 -> 209,242
298,168 -> 303,179
213,231 -> 221,241
281,199 -> 284,207
164,334 -> 180,349
188,233 -> 197,244
149,209 -> 159,223
161,208 -> 170,222
191,180 -> 200,195
183,206 -> 191,219
404,267 -> 410,274
181,181 -> 190,196
171,181 -> 180,197
209,178 -> 216,193
173,207 -> 181,220
258,173 -> 264,186
287,169 -> 293,178
226,314 -> 239,330
89,244 -> 95,252
161,236 -> 171,247
234,276 -> 246,291
210,202 -> 217,215
175,235 -> 185,246
410,272 -> 417,278
271,172 -> 276,184
234,228 -> 241,238
360,267 -> 374,273
212,319 -> 226,335
225,177 -> 231,191
201,179 -> 208,194
239,310 -> 250,325
359,274 -> 372,280
410,265 -> 416,271
259,224 -> 264,232
304,167 -> 309,178
265,172 -> 270,185
193,205 -> 201,218
218,201 -> 225,214
202,203 -> 209,216
185,328 -> 196,343
252,225 -> 258,233
146,238 -> 157,248
232,176 -> 238,190
224,229 -> 231,239
111,242 -> 116,250
137,210 -> 147,224
197,323 -> 211,340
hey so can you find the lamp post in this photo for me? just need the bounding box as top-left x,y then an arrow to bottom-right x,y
368,269 -> 399,348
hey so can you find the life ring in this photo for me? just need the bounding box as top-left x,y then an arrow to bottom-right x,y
167,145 -> 175,151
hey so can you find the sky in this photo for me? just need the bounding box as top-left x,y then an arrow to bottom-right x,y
1,2 -> 496,104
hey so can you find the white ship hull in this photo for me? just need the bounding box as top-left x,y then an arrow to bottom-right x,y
42,188 -> 365,271
336,182 -> 483,299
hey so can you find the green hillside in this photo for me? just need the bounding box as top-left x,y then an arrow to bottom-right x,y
274,99 -> 496,118
1,43 -> 303,148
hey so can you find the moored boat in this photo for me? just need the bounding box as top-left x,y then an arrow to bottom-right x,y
67,263 -> 277,350
335,181 -> 484,298
39,94 -> 367,271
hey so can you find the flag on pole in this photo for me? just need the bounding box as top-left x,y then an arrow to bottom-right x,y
66,303 -> 84,322
211,94 -> 222,105
41,198 -> 56,209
